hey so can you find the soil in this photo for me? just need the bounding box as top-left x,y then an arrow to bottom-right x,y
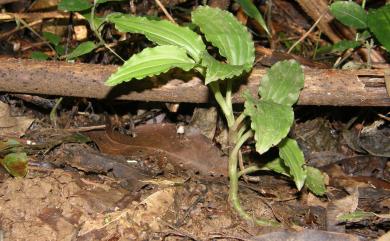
0,167 -> 286,241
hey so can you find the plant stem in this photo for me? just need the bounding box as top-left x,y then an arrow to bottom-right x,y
231,112 -> 246,132
228,129 -> 279,227
209,82 -> 234,128
225,79 -> 233,115
50,97 -> 63,127
238,165 -> 262,177
235,124 -> 247,144
361,0 -> 366,9
91,1 -> 125,62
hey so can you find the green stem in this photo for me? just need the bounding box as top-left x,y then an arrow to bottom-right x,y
231,112 -> 246,132
91,1 -> 125,62
238,165 -> 262,177
235,124 -> 247,144
50,97 -> 63,127
225,79 -> 233,115
209,82 -> 234,127
228,130 -> 279,226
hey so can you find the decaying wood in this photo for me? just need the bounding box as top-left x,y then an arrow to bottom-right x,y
0,57 -> 388,106
296,0 -> 341,43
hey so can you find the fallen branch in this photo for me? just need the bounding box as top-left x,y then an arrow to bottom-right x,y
0,57 -> 388,106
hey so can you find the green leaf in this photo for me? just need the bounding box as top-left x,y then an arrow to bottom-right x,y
0,152 -> 28,177
62,132 -> 91,143
279,138 -> 306,190
330,1 -> 367,29
337,211 -> 375,222
192,6 -> 255,69
31,51 -> 49,61
259,60 -> 304,106
318,40 -> 361,54
96,0 -> 126,4
106,45 -> 196,86
0,139 -> 23,155
67,41 -> 96,60
201,52 -> 246,84
331,40 -> 361,52
337,211 -> 390,222
305,166 -> 326,196
107,13 -> 205,62
58,0 -> 91,12
263,157 -> 290,176
235,0 -> 270,35
368,4 -> 390,52
244,92 -> 294,154
55,45 -> 66,56
82,13 -> 106,32
43,32 -> 61,46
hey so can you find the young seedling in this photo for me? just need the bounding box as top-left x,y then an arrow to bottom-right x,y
323,2 -> 390,55
57,0 -> 126,60
104,6 -> 326,226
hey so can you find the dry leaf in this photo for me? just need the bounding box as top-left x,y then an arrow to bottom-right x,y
0,102 -> 34,137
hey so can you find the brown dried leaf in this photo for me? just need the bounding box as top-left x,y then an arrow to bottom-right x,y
0,102 -> 34,137
87,123 -> 227,176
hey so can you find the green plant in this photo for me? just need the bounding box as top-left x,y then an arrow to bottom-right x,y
235,0 -> 270,36
57,0 -> 126,60
104,6 -> 325,225
328,1 -> 390,53
0,139 -> 28,177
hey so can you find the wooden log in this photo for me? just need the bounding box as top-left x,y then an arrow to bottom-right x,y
0,57 -> 388,106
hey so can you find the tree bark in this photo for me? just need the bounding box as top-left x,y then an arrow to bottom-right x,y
0,57 -> 388,106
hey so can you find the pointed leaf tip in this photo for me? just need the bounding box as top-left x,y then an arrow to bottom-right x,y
105,45 -> 196,86
108,14 -> 205,62
279,138 -> 306,190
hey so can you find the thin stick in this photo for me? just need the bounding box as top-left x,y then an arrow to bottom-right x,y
0,12 -> 76,21
64,125 -> 106,132
155,0 -> 176,24
18,18 -> 58,58
90,2 -> 125,62
0,19 -> 42,40
287,12 -> 326,54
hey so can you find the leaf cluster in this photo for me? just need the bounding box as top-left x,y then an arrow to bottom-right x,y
0,139 -> 28,177
329,2 -> 390,52
103,7 -> 326,196
105,6 -> 255,86
244,60 -> 325,194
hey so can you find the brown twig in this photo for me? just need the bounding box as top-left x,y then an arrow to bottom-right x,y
0,19 -> 42,40
155,0 -> 176,24
287,11 -> 326,54
64,125 -> 106,132
161,220 -> 200,241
